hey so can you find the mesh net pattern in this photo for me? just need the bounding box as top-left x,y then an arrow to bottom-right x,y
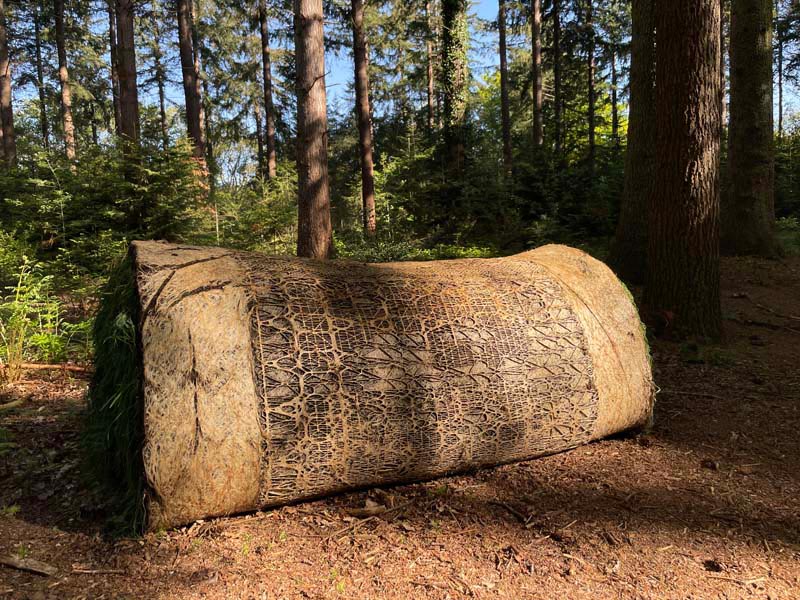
239,254 -> 599,506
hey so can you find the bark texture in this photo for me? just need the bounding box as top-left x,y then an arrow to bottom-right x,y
352,0 -> 376,235
721,0 -> 778,256
552,0 -> 562,154
586,0 -> 596,172
0,0 -> 14,165
645,0 -> 722,339
426,0 -> 435,132
294,0 -> 332,259
531,0 -> 543,147
55,0 -> 76,160
608,0 -> 655,283
34,7 -> 49,149
258,0 -> 277,179
116,0 -> 140,145
119,241 -> 653,530
177,0 -> 205,160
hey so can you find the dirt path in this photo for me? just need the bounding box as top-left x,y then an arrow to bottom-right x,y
1,256 -> 799,600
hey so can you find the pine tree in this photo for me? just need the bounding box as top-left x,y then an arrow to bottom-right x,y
498,0 -> 512,173
116,0 -> 140,146
177,0 -> 204,160
352,0 -> 377,235
441,0 -> 469,175
721,0 -> 778,256
608,0 -> 655,283
295,0 -> 332,259
530,0 -> 543,147
258,0 -> 277,179
0,0 -> 15,165
55,0 -> 77,160
645,0 -> 722,339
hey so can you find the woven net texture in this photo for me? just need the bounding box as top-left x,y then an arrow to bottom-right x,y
129,241 -> 653,530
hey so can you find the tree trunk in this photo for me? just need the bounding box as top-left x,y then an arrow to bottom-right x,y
608,0 -> 655,284
531,0 -> 543,147
426,0 -> 435,132
177,0 -> 204,160
721,0 -> 777,256
294,0 -> 333,259
258,0 -> 277,179
115,0 -> 139,146
776,0 -> 783,138
254,98 -> 265,176
610,48 -> 619,149
352,0 -> 377,236
0,0 -> 15,166
152,0 -> 169,150
107,0 -> 121,136
498,0 -> 512,173
34,7 -> 49,149
441,0 -> 469,175
719,0 -> 727,140
645,0 -> 722,339
55,0 -> 76,160
586,0 -> 596,173
553,0 -> 562,154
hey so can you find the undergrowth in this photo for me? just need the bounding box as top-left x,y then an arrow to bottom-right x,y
83,255 -> 146,535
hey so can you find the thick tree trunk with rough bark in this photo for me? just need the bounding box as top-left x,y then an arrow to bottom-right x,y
531,0 -> 543,147
645,0 -> 722,340
441,0 -> 468,175
116,0 -> 140,146
0,0 -> 15,165
608,0 -> 655,283
352,0 -> 376,236
107,0 -> 121,136
294,0 -> 332,259
177,0 -> 204,160
721,0 -> 777,256
34,8 -> 49,149
258,0 -> 277,179
55,0 -> 76,160
498,0 -> 512,173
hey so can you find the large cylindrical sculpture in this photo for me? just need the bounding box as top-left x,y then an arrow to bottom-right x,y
106,241 -> 653,530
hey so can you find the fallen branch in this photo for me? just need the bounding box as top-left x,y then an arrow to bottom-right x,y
71,567 -> 127,575
19,363 -> 91,373
0,555 -> 58,577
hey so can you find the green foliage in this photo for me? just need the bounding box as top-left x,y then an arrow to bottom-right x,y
776,216 -> 800,255
84,255 -> 146,534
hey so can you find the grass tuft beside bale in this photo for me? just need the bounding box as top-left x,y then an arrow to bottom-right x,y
83,254 -> 146,534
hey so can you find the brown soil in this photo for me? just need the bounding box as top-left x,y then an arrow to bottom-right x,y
1,256 -> 799,600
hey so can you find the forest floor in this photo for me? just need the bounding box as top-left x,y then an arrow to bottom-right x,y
1,256 -> 799,600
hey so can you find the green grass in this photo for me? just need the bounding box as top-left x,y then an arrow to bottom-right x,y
83,254 -> 146,534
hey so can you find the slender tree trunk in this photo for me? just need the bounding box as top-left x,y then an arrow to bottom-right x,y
254,97 -> 265,176
608,0 -> 655,284
294,0 -> 332,259
721,0 -> 777,256
531,0 -> 543,147
426,0 -> 435,132
203,78 -> 214,191
553,0 -> 562,154
0,0 -> 15,166
177,0 -> 204,160
34,8 -> 49,149
191,1 -> 207,156
586,0 -> 596,173
152,0 -> 169,150
352,0 -> 377,236
498,0 -> 512,173
645,0 -> 722,339
777,0 -> 783,138
116,0 -> 140,145
107,0 -> 121,136
610,48 -> 619,149
720,0 -> 727,140
441,0 -> 469,175
55,0 -> 76,160
258,0 -> 277,179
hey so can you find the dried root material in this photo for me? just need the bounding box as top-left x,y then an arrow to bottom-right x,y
104,241 -> 652,530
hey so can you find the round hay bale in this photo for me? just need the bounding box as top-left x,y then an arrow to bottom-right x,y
90,241 -> 653,531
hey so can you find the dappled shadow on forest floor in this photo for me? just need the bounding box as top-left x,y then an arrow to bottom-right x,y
1,256 -> 799,599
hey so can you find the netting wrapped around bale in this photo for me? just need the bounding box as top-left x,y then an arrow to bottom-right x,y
90,241 -> 653,531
